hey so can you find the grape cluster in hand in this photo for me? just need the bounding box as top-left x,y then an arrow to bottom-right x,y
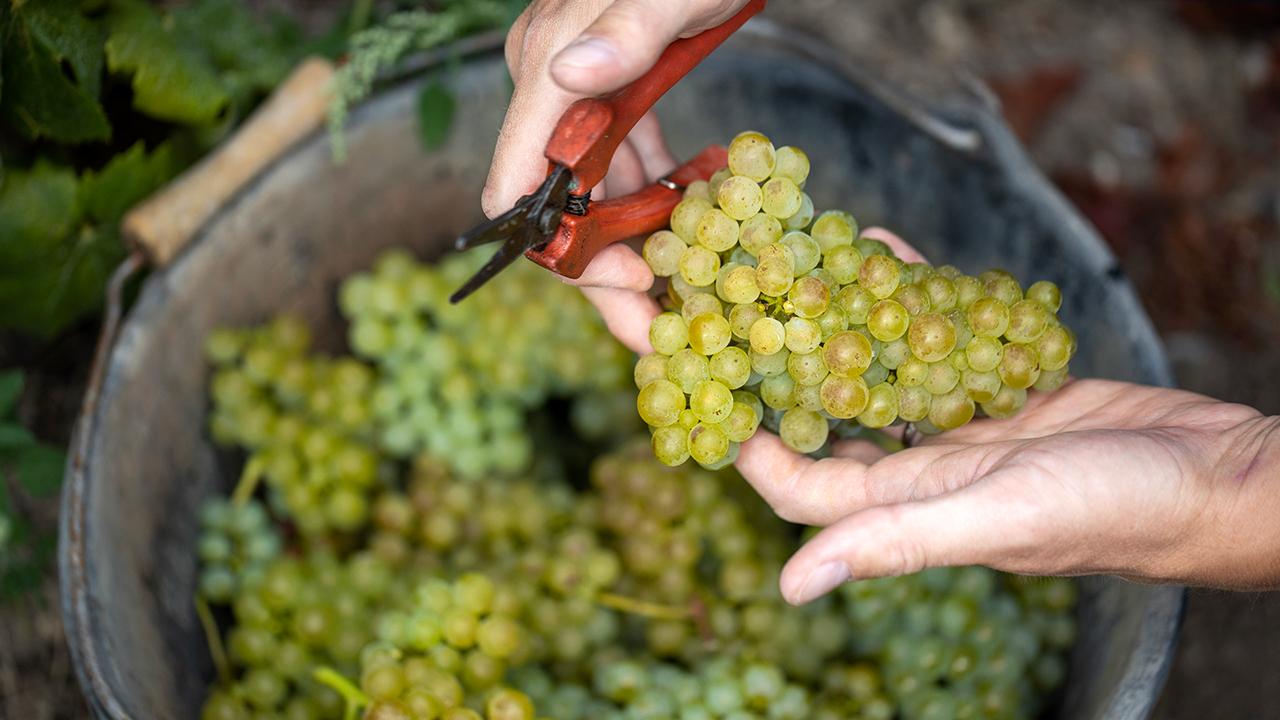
637,132 -> 1076,466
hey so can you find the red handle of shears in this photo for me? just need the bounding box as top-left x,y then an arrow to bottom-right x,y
525,0 -> 766,278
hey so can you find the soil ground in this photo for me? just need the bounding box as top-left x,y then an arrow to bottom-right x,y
2,1 -> 1277,718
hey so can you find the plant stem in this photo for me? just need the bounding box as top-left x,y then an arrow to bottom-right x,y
596,592 -> 693,621
231,456 -> 264,507
194,596 -> 231,685
314,666 -> 369,720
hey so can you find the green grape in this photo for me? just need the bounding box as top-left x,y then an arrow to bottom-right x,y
677,408 -> 700,431
787,276 -> 830,318
822,331 -> 873,379
667,349 -> 711,394
907,313 -> 957,362
749,317 -> 786,355
730,303 -> 766,340
696,208 -> 741,252
786,351 -> 829,386
681,292 -> 723,324
782,232 -> 821,275
998,344 -> 1040,390
858,255 -> 901,299
784,192 -> 815,231
810,211 -> 855,254
728,131 -> 777,181
924,361 -> 960,395
892,283 -> 931,316
966,297 -> 1010,338
487,688 -> 535,720
961,369 -> 1002,403
820,375 -> 869,419
784,317 -> 822,354
897,356 -> 928,387
1034,365 -> 1069,392
856,382 -> 899,429
922,275 -> 958,313
834,285 -> 876,325
652,425 -> 691,466
757,241 -> 794,267
1035,326 -> 1073,371
761,374 -> 798,410
688,313 -> 732,356
644,231 -> 687,278
690,380 -> 734,424
981,385 -> 1027,419
1006,300 -> 1049,343
861,360 -> 890,387
928,387 -> 976,430
718,265 -> 761,305
740,213 -> 785,256
984,272 -> 1023,306
684,179 -> 712,202
755,259 -> 795,297
794,380 -> 824,412
718,176 -> 764,221
866,300 -> 909,342
815,305 -> 848,338
772,146 -> 810,185
823,245 -> 863,286
722,401 -> 762,442
761,176 -> 802,220
708,166 -> 733,199
689,423 -> 731,466
965,336 -> 1003,373
710,347 -> 752,389
649,312 -> 689,355
954,275 -> 984,308
671,197 -> 712,243
751,347 -> 790,377
637,380 -> 685,427
1027,280 -> 1063,313
897,384 -> 931,422
779,408 -> 829,453
878,338 -> 911,370
680,245 -> 721,287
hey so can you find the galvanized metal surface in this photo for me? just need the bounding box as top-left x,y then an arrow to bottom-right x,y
60,23 -> 1182,720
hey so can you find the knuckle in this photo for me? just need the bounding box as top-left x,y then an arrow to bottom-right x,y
878,506 -> 928,576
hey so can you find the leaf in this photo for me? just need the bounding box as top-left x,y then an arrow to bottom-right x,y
417,81 -> 455,151
20,0 -> 105,98
78,141 -> 175,224
104,0 -> 229,124
14,443 -> 65,497
0,424 -> 34,451
0,163 -> 81,269
0,223 -> 123,336
0,16 -> 111,142
0,371 -> 21,420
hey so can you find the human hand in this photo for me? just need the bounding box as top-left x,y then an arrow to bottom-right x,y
732,233 -> 1280,604
486,0 -> 752,353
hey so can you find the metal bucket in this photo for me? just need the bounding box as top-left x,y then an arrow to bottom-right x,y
59,22 -> 1182,720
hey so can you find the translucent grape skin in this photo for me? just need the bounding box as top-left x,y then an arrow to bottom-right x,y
688,313 -> 732,356
690,380 -> 734,424
867,300 -> 910,342
728,131 -> 777,182
697,209 -> 741,252
718,176 -> 764,221
761,177 -> 802,219
907,314 -> 957,363
856,382 -> 899,429
649,313 -> 688,356
637,380 -> 685,427
689,422 -> 731,466
779,408 -> 828,453
822,331 -> 873,378
820,375 -> 869,419
750,317 -> 786,355
859,255 -> 901,299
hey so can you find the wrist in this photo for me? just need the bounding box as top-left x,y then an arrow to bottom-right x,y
1198,414 -> 1280,589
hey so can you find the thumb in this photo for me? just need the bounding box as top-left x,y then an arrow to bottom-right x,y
550,0 -> 747,95
778,476 -> 1049,605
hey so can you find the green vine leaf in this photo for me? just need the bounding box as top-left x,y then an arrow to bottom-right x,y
0,423 -> 34,451
104,0 -> 229,124
417,81 -> 455,151
14,444 -> 64,497
78,141 -> 175,224
0,13 -> 111,142
0,371 -> 21,420
0,163 -> 81,269
21,0 -> 105,98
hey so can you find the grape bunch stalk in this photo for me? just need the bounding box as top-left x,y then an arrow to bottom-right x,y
636,131 -> 1077,466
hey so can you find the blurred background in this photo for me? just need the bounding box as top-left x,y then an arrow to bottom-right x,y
1,0 -> 1277,717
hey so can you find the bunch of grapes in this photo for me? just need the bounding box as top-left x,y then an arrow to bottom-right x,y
195,498 -> 281,603
636,131 -> 1077,466
339,249 -> 633,478
205,318 -> 383,535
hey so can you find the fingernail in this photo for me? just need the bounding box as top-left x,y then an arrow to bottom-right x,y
555,37 -> 617,70
790,562 -> 850,604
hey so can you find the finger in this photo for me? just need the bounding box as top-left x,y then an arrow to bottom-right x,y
563,244 -> 655,292
579,285 -> 660,354
779,475 -> 1046,604
735,431 -> 961,527
603,138 -> 649,200
550,0 -> 746,95
861,226 -> 929,264
625,112 -> 678,181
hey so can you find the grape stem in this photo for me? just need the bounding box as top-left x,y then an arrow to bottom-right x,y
314,666 -> 369,720
596,592 -> 693,621
231,455 -> 265,507
194,596 -> 231,685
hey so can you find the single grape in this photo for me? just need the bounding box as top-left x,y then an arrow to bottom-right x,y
892,283 -> 932,317
780,408 -> 829,453
722,401 -> 762,442
954,275 -> 984,308
751,347 -> 790,377
719,265 -> 761,304
816,305 -> 849,339
667,348 -> 711,393
670,197 -> 712,243
1006,300 -> 1049,343
755,259 -> 795,297
787,351 -> 829,386
649,313 -> 689,355
921,275 -> 958,313
680,245 -> 721,287
688,313 -> 732,356
867,300 -> 909,342
637,380 -> 685,427
783,192 -> 815,231
1034,365 -> 1069,392
708,167 -> 733,200
740,213 -> 785,256
761,374 -> 798,410
718,176 -> 764,221
822,330 -> 873,378
897,356 -> 929,387
907,313 -> 957,363
782,232 -> 822,275
961,369 -> 1001,403
966,297 -> 1010,338
981,385 -> 1027,419
859,255 -> 901,299
834,285 -> 876,325
710,347 -> 752,389
690,380 -> 734,424
1036,326 -> 1073,371
787,276 -> 830,318
856,382 -> 899,429
772,146 -> 811,185
728,131 -> 777,181
924,360 -> 960,395
964,335 -> 1003,373
809,212 -> 855,254
928,387 -> 976,430
784,318 -> 822,354
684,179 -> 712,202
897,384 -> 932,422
984,273 -> 1023,306
682,292 -> 724,324
689,423 -> 731,466
750,317 -> 787,355
1027,280 -> 1063,313
794,380 -> 824,412
861,360 -> 890,387
730,303 -> 766,340
998,343 -> 1040,389
820,375 -> 869,419
643,231 -> 687,277
823,245 -> 863,285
